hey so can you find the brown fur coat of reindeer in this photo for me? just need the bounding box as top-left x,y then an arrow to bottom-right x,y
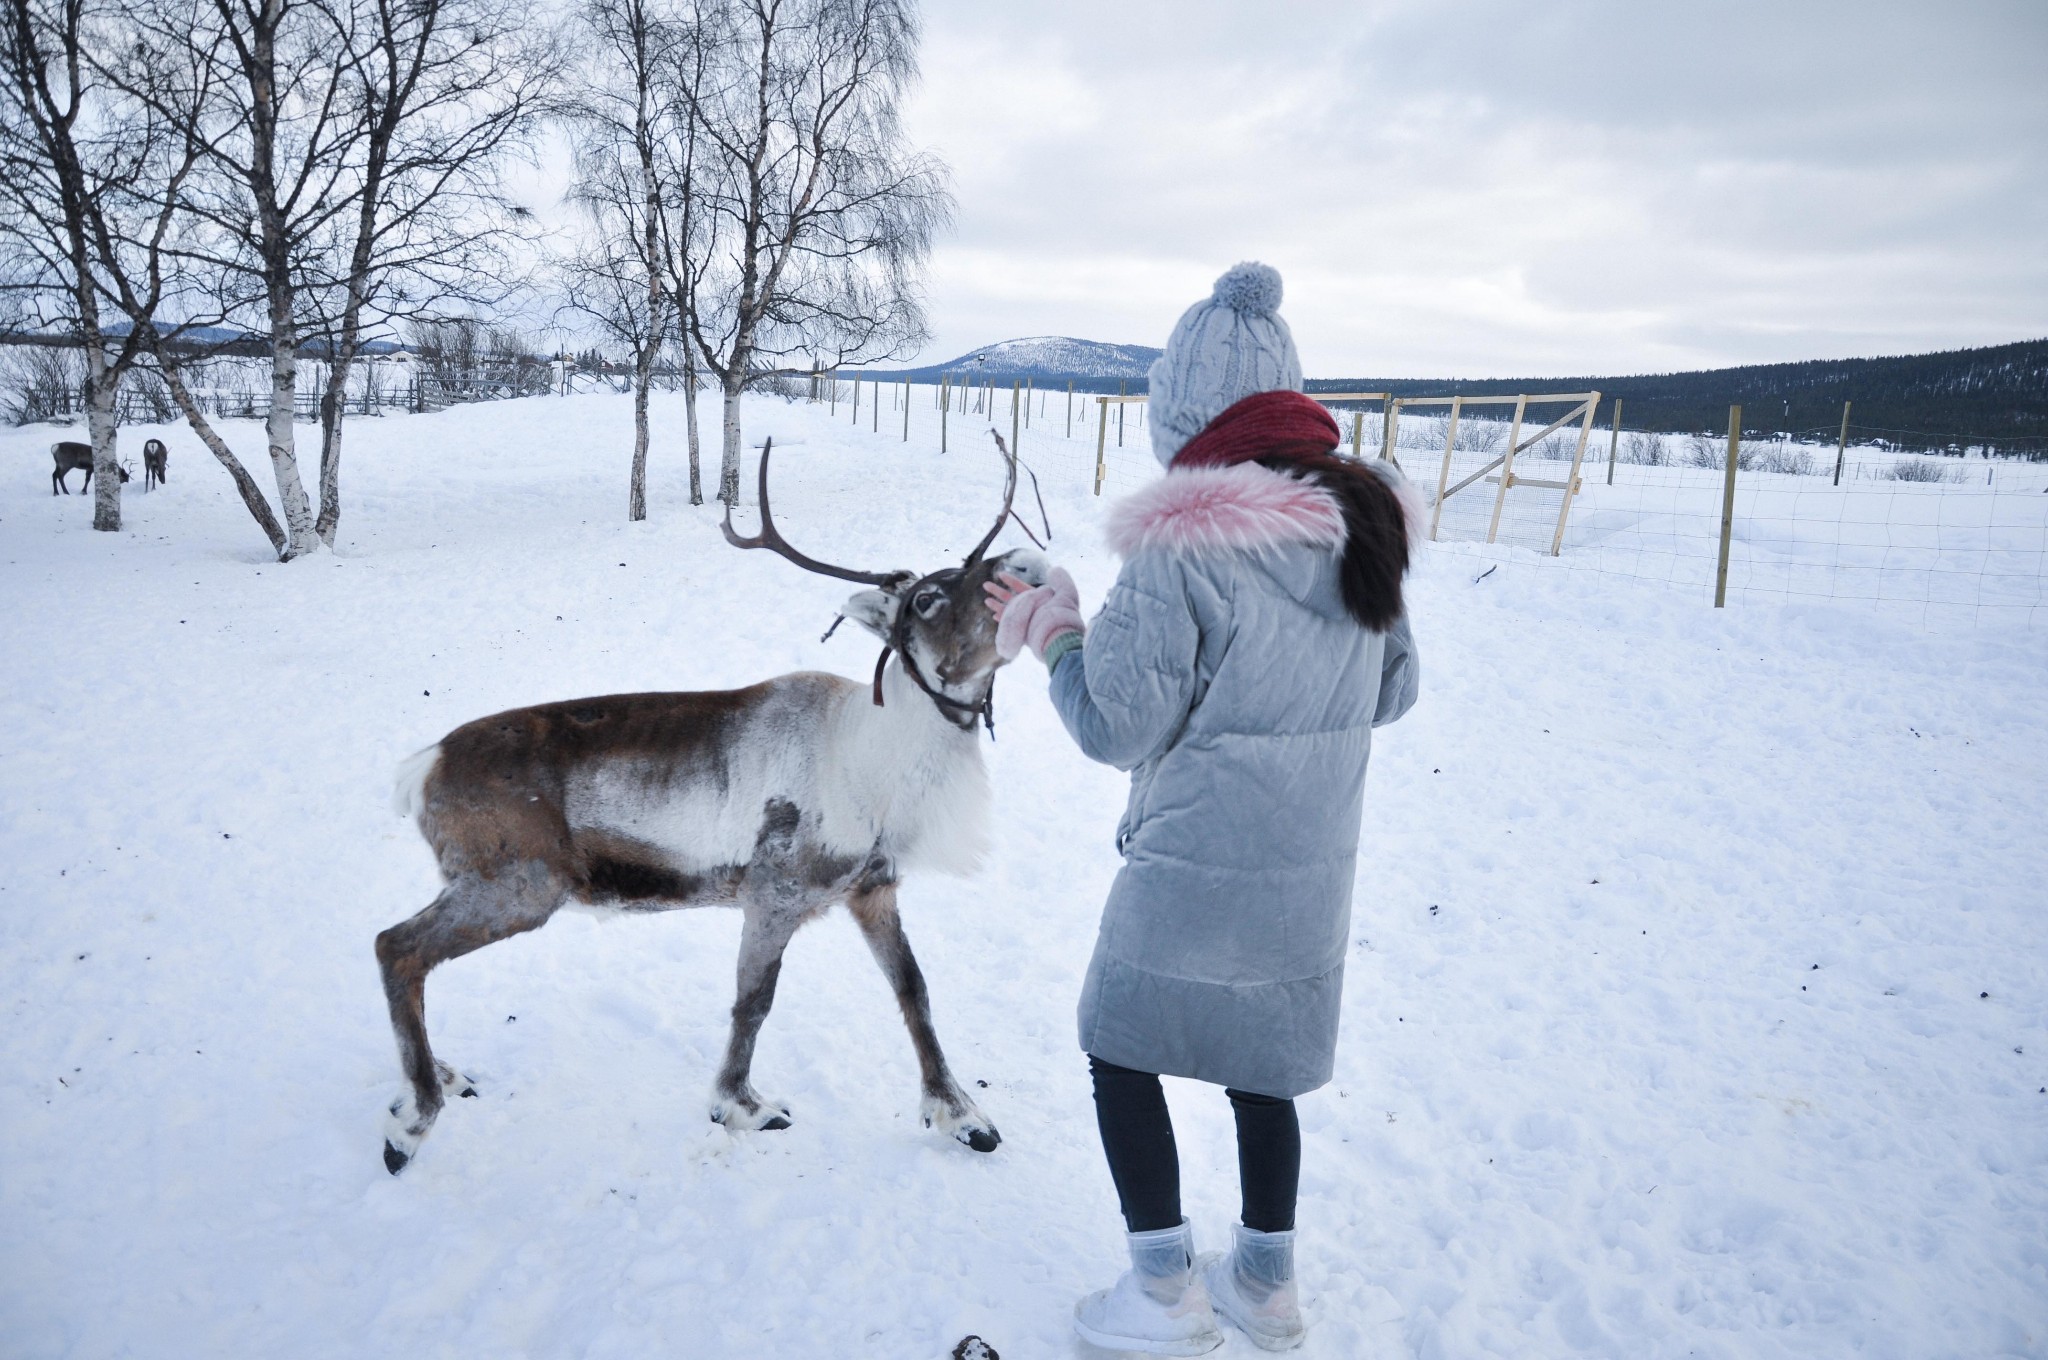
50,441 -> 130,495
375,438 -> 1045,1174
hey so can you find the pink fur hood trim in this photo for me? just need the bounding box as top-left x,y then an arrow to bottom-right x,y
1105,461 -> 1347,557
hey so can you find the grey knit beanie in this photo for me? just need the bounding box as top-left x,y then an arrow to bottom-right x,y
1146,261 -> 1303,467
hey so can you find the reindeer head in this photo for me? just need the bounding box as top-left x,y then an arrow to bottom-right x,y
723,435 -> 1048,732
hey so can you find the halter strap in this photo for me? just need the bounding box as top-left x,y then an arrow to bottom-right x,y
871,632 -> 996,738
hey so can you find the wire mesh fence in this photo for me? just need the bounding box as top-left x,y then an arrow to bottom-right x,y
811,377 -> 2048,630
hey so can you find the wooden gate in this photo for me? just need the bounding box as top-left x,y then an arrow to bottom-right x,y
1399,392 -> 1601,557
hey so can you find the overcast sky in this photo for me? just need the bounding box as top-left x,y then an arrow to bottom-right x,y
898,0 -> 2048,378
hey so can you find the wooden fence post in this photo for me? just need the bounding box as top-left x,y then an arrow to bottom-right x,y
1117,379 -> 1126,447
1548,393 -> 1600,557
1351,410 -> 1363,457
1716,404 -> 1742,608
1833,400 -> 1851,486
940,376 -> 949,452
1382,401 -> 1396,462
1011,379 -> 1020,459
1431,395 -> 1462,541
1095,396 -> 1109,495
1485,396 -> 1528,544
1024,376 -> 1032,429
1607,397 -> 1621,485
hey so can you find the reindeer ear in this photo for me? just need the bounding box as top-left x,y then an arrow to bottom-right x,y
840,588 -> 899,641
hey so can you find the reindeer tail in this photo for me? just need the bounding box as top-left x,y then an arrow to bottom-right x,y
391,745 -> 440,821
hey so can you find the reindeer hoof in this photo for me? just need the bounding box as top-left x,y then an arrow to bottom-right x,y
709,1092 -> 793,1132
922,1094 -> 1001,1153
434,1061 -> 478,1098
384,1088 -> 438,1171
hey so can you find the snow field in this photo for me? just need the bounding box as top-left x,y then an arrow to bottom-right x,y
1,391 -> 2045,1359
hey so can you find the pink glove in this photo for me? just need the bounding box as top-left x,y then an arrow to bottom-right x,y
984,567 -> 1084,663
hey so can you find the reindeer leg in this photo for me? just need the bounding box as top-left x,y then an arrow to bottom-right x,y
848,883 -> 1001,1153
374,867 -> 562,1174
709,898 -> 805,1132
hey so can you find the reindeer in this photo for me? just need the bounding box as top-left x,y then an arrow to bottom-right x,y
375,438 -> 1047,1174
142,439 -> 168,491
50,441 -> 130,495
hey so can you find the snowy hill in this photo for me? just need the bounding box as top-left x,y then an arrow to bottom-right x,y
870,335 -> 1161,388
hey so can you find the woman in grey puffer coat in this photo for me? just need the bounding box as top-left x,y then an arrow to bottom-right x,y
987,263 -> 1418,1355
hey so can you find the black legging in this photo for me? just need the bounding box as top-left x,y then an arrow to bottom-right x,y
1089,1054 -> 1301,1234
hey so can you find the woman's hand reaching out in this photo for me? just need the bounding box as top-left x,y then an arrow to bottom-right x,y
984,566 -> 1085,665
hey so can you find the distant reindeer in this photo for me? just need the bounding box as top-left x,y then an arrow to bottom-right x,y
50,441 -> 130,495
142,439 -> 168,491
375,437 -> 1044,1174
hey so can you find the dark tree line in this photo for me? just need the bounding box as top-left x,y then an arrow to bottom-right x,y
1308,337 -> 2048,457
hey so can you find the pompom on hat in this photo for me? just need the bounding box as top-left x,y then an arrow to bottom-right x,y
1146,261 -> 1304,468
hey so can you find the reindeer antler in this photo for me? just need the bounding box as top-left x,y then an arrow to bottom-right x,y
722,438 -> 903,586
963,431 -> 1025,565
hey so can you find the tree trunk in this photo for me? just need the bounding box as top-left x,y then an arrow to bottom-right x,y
249,0 -> 316,560
315,364 -> 347,544
265,338 -> 318,557
683,347 -> 702,506
629,342 -> 652,521
718,371 -> 744,506
162,362 -> 288,557
85,344 -> 121,532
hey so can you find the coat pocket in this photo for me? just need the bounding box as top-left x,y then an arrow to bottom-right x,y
1115,763 -> 1160,857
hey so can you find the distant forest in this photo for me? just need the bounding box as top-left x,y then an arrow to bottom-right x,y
1309,337 -> 2048,456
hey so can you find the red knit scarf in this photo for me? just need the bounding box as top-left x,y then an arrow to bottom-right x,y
1169,389 -> 1341,469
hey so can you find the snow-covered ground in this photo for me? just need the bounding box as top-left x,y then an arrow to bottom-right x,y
2,391 -> 2045,1359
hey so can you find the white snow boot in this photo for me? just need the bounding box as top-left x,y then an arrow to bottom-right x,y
1200,1223 -> 1306,1351
1072,1218 -> 1224,1356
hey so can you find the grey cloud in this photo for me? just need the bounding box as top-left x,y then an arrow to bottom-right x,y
906,0 -> 2047,375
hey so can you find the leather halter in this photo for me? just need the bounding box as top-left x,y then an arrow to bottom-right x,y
870,643 -> 994,736
820,604 -> 992,736
855,567 -> 998,738
872,621 -> 997,738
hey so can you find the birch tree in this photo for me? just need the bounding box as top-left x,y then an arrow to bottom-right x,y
677,0 -> 948,505
110,0 -> 546,559
561,0 -> 680,521
113,0 -> 365,559
298,0 -> 552,546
